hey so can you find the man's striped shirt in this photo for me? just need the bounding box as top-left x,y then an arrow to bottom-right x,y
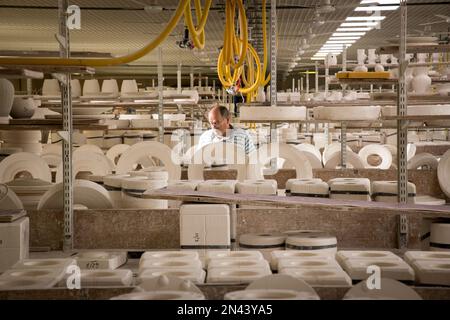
197,126 -> 256,154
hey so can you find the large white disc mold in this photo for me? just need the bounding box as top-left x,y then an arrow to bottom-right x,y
116,141 -> 181,180
0,152 -> 51,183
37,179 -> 113,210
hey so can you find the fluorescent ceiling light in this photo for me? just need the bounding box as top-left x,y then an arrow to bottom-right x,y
315,51 -> 339,55
318,52 -> 343,55
360,0 -> 399,4
322,45 -> 347,48
329,36 -> 361,40
345,16 -> 385,21
354,6 -> 399,11
333,32 -> 366,36
340,22 -> 379,27
336,27 -> 373,31
326,40 -> 356,44
318,47 -> 343,50
322,43 -> 349,47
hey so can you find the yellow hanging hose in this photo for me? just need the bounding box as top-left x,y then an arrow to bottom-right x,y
0,0 -> 268,97
0,0 -> 211,67
260,0 -> 270,86
184,0 -> 212,50
217,0 -> 268,97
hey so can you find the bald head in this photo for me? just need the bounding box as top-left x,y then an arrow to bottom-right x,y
208,105 -> 231,136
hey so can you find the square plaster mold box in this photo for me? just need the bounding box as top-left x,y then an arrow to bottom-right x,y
180,204 -> 230,250
205,250 -> 264,267
140,250 -> 202,269
57,269 -> 133,287
336,250 -> 403,265
139,259 -> 203,274
12,258 -> 76,272
138,268 -> 206,284
0,216 -> 29,272
74,251 -> 127,270
0,276 -> 59,290
196,180 -> 237,194
140,250 -> 200,262
289,180 -> 329,198
408,259 -> 450,286
206,267 -> 272,284
285,178 -> 323,194
372,181 -> 416,203
403,251 -> 450,265
208,258 -> 271,272
0,268 -> 67,286
340,258 -> 415,281
328,178 -> 371,201
235,180 -> 278,195
277,258 -> 342,272
270,250 -> 336,271
280,268 -> 352,286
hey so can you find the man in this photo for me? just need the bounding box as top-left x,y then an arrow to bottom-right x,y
197,105 -> 256,154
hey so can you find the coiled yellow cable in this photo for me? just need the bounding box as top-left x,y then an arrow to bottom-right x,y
0,0 -> 212,67
217,0 -> 269,97
184,0 -> 212,50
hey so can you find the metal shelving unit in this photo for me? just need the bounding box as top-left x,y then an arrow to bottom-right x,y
57,0 -> 74,252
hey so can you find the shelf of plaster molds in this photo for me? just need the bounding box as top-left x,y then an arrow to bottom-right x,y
335,78 -> 398,86
371,92 -> 450,102
431,78 -> 450,83
0,65 -> 96,75
0,67 -> 44,79
246,100 -> 450,109
237,118 -> 450,130
0,118 -> 108,131
382,114 -> 450,122
379,44 -> 450,55
40,101 -> 198,108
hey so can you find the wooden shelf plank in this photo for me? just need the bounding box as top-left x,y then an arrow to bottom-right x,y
0,118 -> 108,130
141,189 -> 450,216
40,101 -> 198,107
0,68 -> 44,79
379,44 -> 450,54
335,78 -> 398,85
382,115 -> 450,121
0,65 -> 96,75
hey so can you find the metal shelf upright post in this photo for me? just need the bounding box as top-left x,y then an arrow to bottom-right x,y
57,0 -> 74,251
397,0 -> 409,248
269,0 -> 277,169
158,47 -> 164,144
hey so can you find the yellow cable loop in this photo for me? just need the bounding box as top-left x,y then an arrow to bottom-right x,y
224,0 -> 235,65
228,0 -> 239,66
241,49 -> 253,87
184,0 -> 212,50
222,3 -> 231,65
218,0 -> 251,88
222,0 -> 247,68
230,0 -> 248,69
218,0 -> 270,96
217,50 -> 234,87
241,64 -> 249,87
184,1 -> 204,49
238,44 -> 261,94
260,0 -> 271,86
0,0 -> 190,67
